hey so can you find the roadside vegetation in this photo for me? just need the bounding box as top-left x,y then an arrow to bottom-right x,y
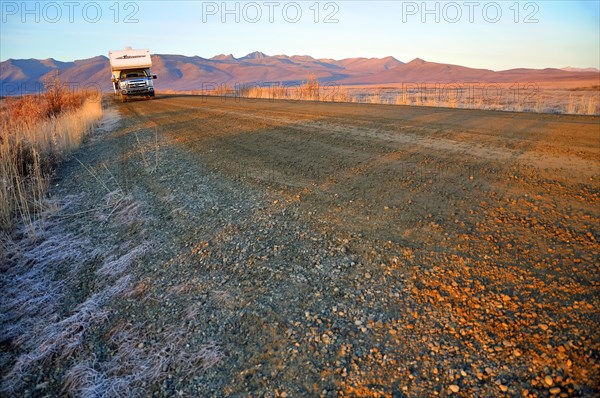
180,76 -> 600,116
0,77 -> 103,233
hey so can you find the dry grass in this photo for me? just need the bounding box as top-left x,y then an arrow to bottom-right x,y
0,191 -> 133,394
566,94 -> 599,115
0,185 -> 152,394
229,79 -> 600,115
204,84 -> 235,96
295,75 -> 320,101
0,189 -> 148,394
59,321 -> 223,397
237,76 -> 351,102
0,77 -> 103,233
97,242 -> 149,277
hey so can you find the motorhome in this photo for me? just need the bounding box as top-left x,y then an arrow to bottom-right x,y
109,47 -> 157,102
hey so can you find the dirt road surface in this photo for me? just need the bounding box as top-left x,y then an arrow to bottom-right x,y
2,96 -> 599,397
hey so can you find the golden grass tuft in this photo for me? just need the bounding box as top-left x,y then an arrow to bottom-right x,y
296,75 -> 320,101
237,76 -> 353,102
0,77 -> 103,233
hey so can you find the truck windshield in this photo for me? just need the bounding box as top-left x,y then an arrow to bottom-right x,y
121,70 -> 147,79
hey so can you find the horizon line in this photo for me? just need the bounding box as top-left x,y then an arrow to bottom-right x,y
2,51 -> 599,73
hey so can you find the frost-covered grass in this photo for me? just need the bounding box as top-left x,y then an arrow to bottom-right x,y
0,191 -> 150,395
97,242 -> 149,277
0,181 -> 223,396
60,321 -> 223,397
0,200 -> 134,393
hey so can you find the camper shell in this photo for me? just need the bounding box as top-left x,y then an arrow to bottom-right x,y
109,48 -> 157,101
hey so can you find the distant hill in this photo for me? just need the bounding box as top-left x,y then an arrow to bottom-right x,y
561,67 -> 600,73
1,52 -> 598,95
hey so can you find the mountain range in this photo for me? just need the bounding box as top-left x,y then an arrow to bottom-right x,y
1,51 -> 598,96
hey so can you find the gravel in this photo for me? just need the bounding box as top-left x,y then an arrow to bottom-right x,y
1,97 -> 598,397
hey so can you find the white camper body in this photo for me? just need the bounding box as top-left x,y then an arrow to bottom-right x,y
109,47 -> 157,101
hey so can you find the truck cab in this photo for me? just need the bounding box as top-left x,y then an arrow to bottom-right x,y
112,68 -> 157,100
109,48 -> 157,102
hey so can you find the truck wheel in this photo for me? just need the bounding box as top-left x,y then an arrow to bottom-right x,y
149,92 -> 155,98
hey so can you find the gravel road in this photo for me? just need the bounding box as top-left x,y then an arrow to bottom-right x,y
2,95 -> 598,397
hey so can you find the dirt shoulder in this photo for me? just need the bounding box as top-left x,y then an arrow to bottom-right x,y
2,96 -> 598,397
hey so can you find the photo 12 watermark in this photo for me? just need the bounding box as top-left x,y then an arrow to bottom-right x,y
1,81 -> 104,102
1,1 -> 141,23
400,1 -> 539,23
200,1 -> 340,23
191,80 -> 543,112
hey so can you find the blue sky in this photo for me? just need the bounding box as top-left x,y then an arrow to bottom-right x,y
1,0 -> 599,70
